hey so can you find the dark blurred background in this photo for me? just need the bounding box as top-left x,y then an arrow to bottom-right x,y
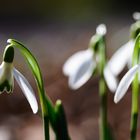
0,0 -> 140,140
0,0 -> 139,22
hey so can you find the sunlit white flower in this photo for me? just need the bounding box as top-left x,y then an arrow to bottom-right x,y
107,15 -> 140,76
103,40 -> 135,93
104,18 -> 140,93
63,24 -> 103,90
114,64 -> 140,103
63,24 -> 117,91
63,49 -> 96,90
107,40 -> 135,76
0,45 -> 38,114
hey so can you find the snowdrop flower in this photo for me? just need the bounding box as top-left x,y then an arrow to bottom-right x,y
63,24 -> 106,90
63,24 -> 117,91
0,45 -> 38,114
114,33 -> 140,103
107,19 -> 140,77
107,40 -> 135,76
114,33 -> 140,140
104,43 -> 130,92
104,15 -> 140,94
63,48 -> 96,90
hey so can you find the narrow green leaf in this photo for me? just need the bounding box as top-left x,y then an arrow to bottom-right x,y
54,100 -> 70,140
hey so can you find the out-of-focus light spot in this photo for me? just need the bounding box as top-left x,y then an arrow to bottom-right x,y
133,12 -> 140,21
96,24 -> 107,36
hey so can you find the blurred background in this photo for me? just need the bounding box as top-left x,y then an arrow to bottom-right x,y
0,0 -> 140,140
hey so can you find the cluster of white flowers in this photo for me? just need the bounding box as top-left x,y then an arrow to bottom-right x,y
1,13 -> 140,115
63,13 -> 140,104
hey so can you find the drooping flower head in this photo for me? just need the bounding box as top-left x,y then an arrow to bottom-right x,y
107,14 -> 140,78
0,45 -> 38,114
114,33 -> 140,103
63,24 -> 117,92
63,24 -> 104,89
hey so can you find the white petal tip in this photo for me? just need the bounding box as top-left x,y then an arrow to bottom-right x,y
133,12 -> 140,21
31,102 -> 38,114
33,107 -> 38,114
104,66 -> 118,93
114,96 -> 119,104
68,81 -> 80,90
96,24 -> 107,36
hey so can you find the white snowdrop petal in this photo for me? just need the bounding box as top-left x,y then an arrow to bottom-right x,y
13,68 -> 38,114
0,62 -> 14,93
68,55 -> 96,90
114,65 -> 140,103
63,49 -> 94,76
104,65 -> 118,92
108,40 -> 134,76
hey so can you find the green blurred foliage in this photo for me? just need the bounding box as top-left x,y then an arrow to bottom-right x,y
0,0 -> 139,21
0,0 -> 112,21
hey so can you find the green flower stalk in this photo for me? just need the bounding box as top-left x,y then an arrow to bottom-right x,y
130,34 -> 140,140
130,15 -> 140,139
5,39 -> 70,140
130,38 -> 140,140
90,26 -> 108,140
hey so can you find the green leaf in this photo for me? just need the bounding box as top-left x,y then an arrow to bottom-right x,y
107,126 -> 115,140
54,100 -> 70,140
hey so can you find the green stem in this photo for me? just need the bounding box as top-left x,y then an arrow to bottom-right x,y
130,34 -> 140,140
44,115 -> 50,140
99,77 -> 108,140
98,36 -> 108,140
131,74 -> 139,140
